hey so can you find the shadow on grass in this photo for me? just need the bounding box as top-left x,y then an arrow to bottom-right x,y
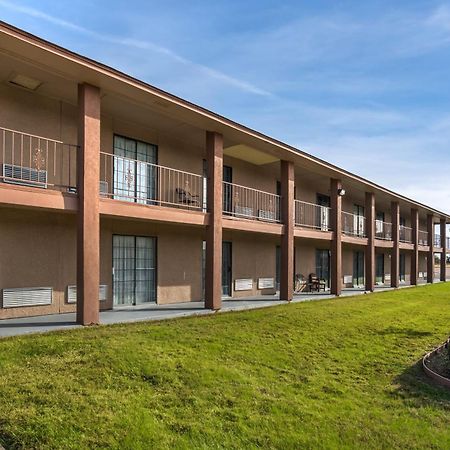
392,360 -> 450,408
376,327 -> 433,338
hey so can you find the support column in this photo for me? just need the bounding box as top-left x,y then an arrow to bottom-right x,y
440,218 -> 447,282
391,201 -> 400,288
205,131 -> 223,310
365,192 -> 375,292
77,84 -> 101,325
331,179 -> 342,295
411,208 -> 419,286
427,214 -> 434,283
280,160 -> 294,301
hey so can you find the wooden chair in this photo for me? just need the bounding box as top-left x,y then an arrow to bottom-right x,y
176,187 -> 200,206
308,273 -> 326,292
294,274 -> 307,293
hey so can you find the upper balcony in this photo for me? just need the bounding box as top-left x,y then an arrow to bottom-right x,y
294,200 -> 331,231
399,225 -> 413,243
342,211 -> 366,238
375,219 -> 392,240
0,127 -> 77,193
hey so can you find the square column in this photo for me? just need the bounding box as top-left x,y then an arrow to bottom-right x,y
411,208 -> 419,285
280,160 -> 294,301
77,84 -> 101,325
391,201 -> 400,288
440,218 -> 447,282
205,131 -> 223,310
365,192 -> 375,292
427,214 -> 434,283
330,179 -> 342,295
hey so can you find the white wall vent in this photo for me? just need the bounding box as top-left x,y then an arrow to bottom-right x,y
2,163 -> 47,188
2,287 -> 52,308
67,285 -> 108,303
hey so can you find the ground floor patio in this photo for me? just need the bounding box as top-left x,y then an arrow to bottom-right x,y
1,282 -> 440,338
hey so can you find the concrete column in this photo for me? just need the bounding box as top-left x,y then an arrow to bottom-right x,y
205,131 -> 223,310
77,84 -> 101,325
330,179 -> 342,295
411,208 -> 419,286
280,160 -> 294,301
427,214 -> 434,283
440,218 -> 447,282
391,201 -> 400,288
365,192 -> 375,292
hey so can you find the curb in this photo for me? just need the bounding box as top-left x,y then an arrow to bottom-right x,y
422,338 -> 450,389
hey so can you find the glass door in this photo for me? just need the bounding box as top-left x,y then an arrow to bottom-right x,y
113,135 -> 158,204
317,194 -> 330,231
399,253 -> 406,282
222,241 -> 232,297
113,235 -> 156,306
376,253 -> 384,284
353,204 -> 365,237
315,249 -> 330,288
223,165 -> 233,214
353,251 -> 365,287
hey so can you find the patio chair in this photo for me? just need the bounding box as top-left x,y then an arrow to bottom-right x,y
294,274 -> 307,293
308,273 -> 326,292
176,187 -> 200,206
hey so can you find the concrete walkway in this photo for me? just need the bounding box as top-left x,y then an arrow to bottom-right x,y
0,284 -> 410,338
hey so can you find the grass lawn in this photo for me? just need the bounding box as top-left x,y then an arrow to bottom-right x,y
1,284 -> 450,449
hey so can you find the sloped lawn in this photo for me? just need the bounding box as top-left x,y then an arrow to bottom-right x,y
1,283 -> 450,449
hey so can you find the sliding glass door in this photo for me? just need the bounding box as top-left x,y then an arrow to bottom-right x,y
113,235 -> 156,306
113,135 -> 158,204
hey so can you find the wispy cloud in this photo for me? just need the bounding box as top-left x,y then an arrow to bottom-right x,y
0,0 -> 272,97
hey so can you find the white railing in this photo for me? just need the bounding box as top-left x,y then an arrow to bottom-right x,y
399,225 -> 412,243
375,220 -> 392,240
418,230 -> 428,246
294,200 -> 331,231
0,126 -> 77,191
100,152 -> 204,210
434,234 -> 442,248
223,181 -> 281,222
447,237 -> 450,249
342,211 -> 366,237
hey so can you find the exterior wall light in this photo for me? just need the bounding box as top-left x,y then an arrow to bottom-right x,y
337,188 -> 346,196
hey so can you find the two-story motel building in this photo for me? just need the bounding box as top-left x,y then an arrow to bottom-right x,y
0,22 -> 448,325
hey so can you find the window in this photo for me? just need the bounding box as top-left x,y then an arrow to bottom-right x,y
113,135 -> 158,204
113,235 -> 156,305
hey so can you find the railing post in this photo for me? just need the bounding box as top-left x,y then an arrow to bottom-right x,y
77,83 -> 100,325
440,218 -> 447,282
280,160 -> 294,301
411,208 -> 419,286
205,131 -> 223,310
331,179 -> 342,295
391,201 -> 400,288
365,192 -> 375,292
427,214 -> 434,283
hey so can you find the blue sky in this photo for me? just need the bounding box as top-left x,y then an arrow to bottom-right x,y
1,0 -> 450,213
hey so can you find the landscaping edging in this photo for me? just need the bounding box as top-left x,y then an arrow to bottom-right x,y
422,338 -> 450,388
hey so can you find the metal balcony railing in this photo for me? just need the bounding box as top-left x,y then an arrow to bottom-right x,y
342,211 -> 366,237
418,230 -> 428,246
375,220 -> 392,240
294,200 -> 331,231
222,181 -> 281,222
99,152 -> 204,210
434,234 -> 442,248
399,225 -> 412,243
0,126 -> 77,191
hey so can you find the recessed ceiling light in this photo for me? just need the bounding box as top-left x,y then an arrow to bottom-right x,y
9,73 -> 42,91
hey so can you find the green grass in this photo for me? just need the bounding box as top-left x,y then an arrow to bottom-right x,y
1,284 -> 450,449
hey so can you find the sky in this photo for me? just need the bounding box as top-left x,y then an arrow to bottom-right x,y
1,0 -> 450,213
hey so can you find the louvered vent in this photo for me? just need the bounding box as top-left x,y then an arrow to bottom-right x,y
2,164 -> 47,188
67,285 -> 108,303
2,287 -> 52,308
